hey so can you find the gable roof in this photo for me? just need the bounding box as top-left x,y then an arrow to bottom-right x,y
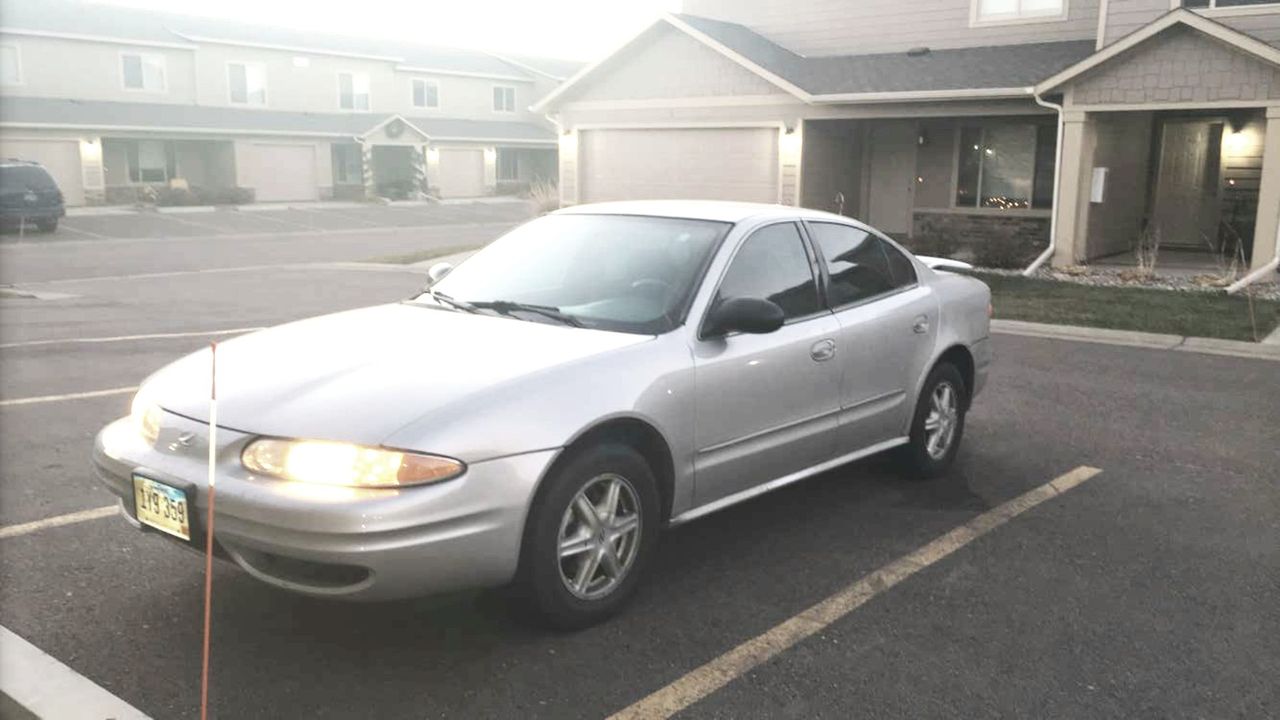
1036,8 -> 1280,94
535,13 -> 1096,111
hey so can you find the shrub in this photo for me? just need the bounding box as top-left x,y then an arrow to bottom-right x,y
154,186 -> 198,206
973,225 -> 1038,269
528,179 -> 560,215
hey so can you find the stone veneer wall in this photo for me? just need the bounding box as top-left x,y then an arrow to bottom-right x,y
908,212 -> 1051,268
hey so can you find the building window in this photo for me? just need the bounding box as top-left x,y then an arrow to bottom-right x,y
127,140 -> 170,183
497,150 -> 519,181
332,144 -> 363,185
228,62 -> 267,106
412,78 -> 439,109
121,52 -> 166,92
955,123 -> 1057,210
973,0 -> 1066,23
493,85 -> 516,113
0,44 -> 21,86
338,72 -> 370,111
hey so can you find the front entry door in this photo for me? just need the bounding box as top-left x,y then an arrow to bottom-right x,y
1152,119 -> 1222,249
693,222 -> 842,506
866,121 -> 918,236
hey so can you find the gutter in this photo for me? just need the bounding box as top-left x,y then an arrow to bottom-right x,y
1024,90 -> 1065,276
1225,219 -> 1280,294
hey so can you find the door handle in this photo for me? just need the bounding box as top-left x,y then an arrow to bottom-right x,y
810,338 -> 836,362
912,315 -> 930,334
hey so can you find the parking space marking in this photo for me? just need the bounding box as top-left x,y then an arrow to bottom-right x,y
146,213 -> 234,234
609,465 -> 1104,720
1,386 -> 137,407
0,505 -> 118,540
1,327 -> 264,349
0,625 -> 150,719
53,223 -> 110,239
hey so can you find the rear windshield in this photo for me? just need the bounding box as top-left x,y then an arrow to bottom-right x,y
0,166 -> 57,190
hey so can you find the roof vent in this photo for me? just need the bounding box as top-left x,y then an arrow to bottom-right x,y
906,46 -> 931,57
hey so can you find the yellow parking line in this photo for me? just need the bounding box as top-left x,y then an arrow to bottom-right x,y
608,465 -> 1104,720
0,386 -> 137,407
0,505 -> 118,540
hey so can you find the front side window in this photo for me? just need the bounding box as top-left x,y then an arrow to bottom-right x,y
412,79 -> 439,108
493,85 -> 516,112
426,214 -> 729,334
956,123 -> 1056,210
338,72 -> 370,110
808,222 -> 900,306
228,62 -> 267,105
714,223 -> 821,321
0,44 -> 21,86
974,0 -> 1065,22
122,53 -> 166,92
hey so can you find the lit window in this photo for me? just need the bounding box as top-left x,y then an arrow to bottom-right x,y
493,86 -> 516,113
338,72 -> 370,110
955,123 -> 1057,210
412,78 -> 439,109
228,62 -> 267,105
975,0 -> 1065,22
0,44 -> 21,86
122,53 -> 166,92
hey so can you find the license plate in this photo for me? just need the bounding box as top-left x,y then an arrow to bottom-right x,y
132,475 -> 191,541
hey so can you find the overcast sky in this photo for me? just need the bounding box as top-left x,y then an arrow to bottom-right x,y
91,0 -> 682,61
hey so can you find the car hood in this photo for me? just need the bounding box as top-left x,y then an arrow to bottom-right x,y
144,303 -> 649,447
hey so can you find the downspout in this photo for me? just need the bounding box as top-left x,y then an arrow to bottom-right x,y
1225,220 -> 1280,294
1024,91 -> 1065,276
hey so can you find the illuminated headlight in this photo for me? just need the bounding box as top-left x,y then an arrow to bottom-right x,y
130,392 -> 161,446
241,438 -> 465,488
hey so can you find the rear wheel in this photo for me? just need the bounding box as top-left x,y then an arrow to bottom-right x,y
518,443 -> 659,630
36,218 -> 57,232
899,362 -> 967,479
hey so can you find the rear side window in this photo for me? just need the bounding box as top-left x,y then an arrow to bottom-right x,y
714,222 -> 821,321
0,166 -> 56,190
808,222 -> 896,306
880,238 -> 918,287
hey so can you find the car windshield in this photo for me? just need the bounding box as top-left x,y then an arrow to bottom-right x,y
419,214 -> 730,334
0,166 -> 56,191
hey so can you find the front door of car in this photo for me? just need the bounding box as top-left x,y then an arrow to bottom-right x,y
692,222 -> 843,507
805,221 -> 938,451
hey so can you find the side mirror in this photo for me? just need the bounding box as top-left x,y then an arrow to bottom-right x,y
704,297 -> 785,337
426,262 -> 454,286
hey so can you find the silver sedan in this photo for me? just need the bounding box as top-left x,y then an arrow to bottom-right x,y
94,201 -> 991,628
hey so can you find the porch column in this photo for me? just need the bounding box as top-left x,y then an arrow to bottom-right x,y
1050,110 -> 1097,268
79,137 -> 106,205
483,147 -> 498,194
558,130 -> 580,205
779,122 -> 803,207
1251,107 -> 1280,274
360,141 -> 375,200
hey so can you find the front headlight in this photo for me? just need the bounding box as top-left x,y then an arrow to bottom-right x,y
241,438 -> 465,488
130,392 -> 161,446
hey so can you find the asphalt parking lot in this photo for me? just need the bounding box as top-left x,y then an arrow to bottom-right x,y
1,204 -> 1278,719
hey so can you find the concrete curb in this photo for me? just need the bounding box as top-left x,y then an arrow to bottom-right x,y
991,319 -> 1280,362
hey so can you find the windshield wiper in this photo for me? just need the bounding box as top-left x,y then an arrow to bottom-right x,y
468,300 -> 583,327
423,289 -> 481,314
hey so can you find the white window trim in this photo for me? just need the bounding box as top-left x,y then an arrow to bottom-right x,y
411,77 -> 441,109
492,84 -> 517,113
1181,0 -> 1280,17
119,50 -> 167,93
226,61 -> 268,106
337,71 -> 371,112
0,43 -> 22,87
970,0 -> 1069,27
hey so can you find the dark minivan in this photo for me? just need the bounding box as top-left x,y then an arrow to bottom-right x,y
0,160 -> 65,232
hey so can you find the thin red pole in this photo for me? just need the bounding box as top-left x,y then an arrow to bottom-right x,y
200,342 -> 217,720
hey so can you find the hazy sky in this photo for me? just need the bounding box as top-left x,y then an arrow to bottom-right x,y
92,0 -> 683,61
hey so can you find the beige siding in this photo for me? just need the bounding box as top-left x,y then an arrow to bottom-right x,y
1103,0 -> 1169,46
0,35 -> 196,104
564,25 -> 784,103
1217,13 -> 1280,47
1084,112 -> 1153,259
799,120 -> 863,214
683,0 -> 1100,55
1071,26 -> 1280,105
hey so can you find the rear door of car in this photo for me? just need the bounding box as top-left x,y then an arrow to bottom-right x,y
691,220 -> 843,507
804,221 -> 938,451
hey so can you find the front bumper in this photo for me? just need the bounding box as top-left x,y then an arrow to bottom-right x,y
93,413 -> 558,601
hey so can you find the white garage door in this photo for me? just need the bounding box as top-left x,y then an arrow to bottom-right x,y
580,128 -> 778,203
437,149 -> 485,198
241,143 -> 317,202
0,139 -> 85,206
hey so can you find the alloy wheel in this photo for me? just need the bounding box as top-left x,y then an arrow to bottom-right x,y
924,381 -> 960,460
557,473 -> 642,601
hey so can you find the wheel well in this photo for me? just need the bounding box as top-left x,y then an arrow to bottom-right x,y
553,418 -> 676,523
937,345 -> 975,410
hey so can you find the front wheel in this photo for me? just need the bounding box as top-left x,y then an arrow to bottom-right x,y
899,363 -> 967,479
36,218 -> 58,232
518,443 -> 660,630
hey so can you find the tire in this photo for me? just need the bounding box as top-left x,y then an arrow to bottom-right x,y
517,443 -> 660,630
36,218 -> 57,233
899,362 -> 967,479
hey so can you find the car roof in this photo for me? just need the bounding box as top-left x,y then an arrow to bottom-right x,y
0,160 -> 47,169
554,200 -> 859,226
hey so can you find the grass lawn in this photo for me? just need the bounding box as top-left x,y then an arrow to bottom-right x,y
362,244 -> 482,265
972,272 -> 1280,342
